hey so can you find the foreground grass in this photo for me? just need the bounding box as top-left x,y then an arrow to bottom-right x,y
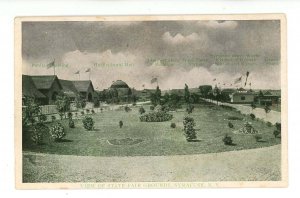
23,103 -> 281,157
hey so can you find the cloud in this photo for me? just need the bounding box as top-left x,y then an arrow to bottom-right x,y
197,20 -> 238,29
162,32 -> 203,45
61,49 -> 141,68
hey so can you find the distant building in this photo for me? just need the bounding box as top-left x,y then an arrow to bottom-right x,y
59,79 -> 80,101
72,80 -> 95,102
257,90 -> 281,106
230,88 -> 257,104
22,75 -> 47,105
30,75 -> 63,105
109,80 -> 132,101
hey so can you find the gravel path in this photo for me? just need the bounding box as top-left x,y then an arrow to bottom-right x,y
23,145 -> 281,183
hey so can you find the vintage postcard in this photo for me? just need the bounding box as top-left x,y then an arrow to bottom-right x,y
15,14 -> 288,189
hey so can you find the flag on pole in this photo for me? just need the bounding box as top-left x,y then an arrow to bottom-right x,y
234,76 -> 242,84
47,59 -> 55,69
85,68 -> 91,72
244,71 -> 250,86
151,77 -> 158,84
74,71 -> 80,74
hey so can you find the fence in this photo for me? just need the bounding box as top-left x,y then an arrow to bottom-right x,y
40,105 -> 58,115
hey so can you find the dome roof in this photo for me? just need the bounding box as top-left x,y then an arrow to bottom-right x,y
110,80 -> 130,89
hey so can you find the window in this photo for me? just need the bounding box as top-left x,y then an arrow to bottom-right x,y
241,96 -> 246,100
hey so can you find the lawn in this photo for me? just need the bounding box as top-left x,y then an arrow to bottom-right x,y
23,103 -> 281,157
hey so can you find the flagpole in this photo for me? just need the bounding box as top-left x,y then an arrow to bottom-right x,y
53,58 -> 56,75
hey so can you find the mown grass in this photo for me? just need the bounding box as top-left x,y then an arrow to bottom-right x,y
23,103 -> 281,157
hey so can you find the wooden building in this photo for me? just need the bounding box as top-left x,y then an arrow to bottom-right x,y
30,75 -> 63,105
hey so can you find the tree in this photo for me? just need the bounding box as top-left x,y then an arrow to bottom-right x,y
184,83 -> 190,103
183,116 -> 197,141
199,85 -> 213,98
55,94 -> 71,120
151,86 -> 162,106
213,86 -> 221,105
22,96 -> 41,126
169,93 -> 181,109
162,92 -> 170,105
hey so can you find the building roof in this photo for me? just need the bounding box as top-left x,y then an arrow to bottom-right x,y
22,75 -> 46,98
72,80 -> 94,92
263,90 -> 281,97
59,79 -> 79,98
31,75 -> 62,90
221,88 -> 236,94
110,80 -> 130,89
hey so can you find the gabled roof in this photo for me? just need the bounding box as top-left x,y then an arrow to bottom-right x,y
59,79 -> 79,98
22,75 -> 46,98
31,75 -> 62,90
72,80 -> 94,92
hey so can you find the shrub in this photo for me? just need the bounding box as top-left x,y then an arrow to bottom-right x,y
94,99 -> 100,108
124,106 -> 131,112
150,105 -> 155,111
67,112 -> 73,119
59,112 -> 64,120
140,111 -> 173,122
251,103 -> 256,109
31,123 -> 47,144
81,111 -> 85,116
227,116 -> 243,121
49,122 -> 66,142
139,106 -> 146,114
250,113 -> 256,120
228,122 -> 234,128
75,112 -> 78,118
186,104 -> 194,114
183,116 -> 197,141
38,114 -> 47,123
82,116 -> 94,131
254,134 -> 263,142
170,123 -> 176,128
86,109 -> 90,114
264,105 -> 271,113
119,120 -> 123,128
69,119 -> 75,128
51,115 -> 56,122
222,134 -> 233,145
91,109 -> 95,114
273,122 -> 281,138
266,121 -> 273,127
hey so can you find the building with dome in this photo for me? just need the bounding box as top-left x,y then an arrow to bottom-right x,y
108,80 -> 132,102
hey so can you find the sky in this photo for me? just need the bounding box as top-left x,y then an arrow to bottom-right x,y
22,20 -> 281,90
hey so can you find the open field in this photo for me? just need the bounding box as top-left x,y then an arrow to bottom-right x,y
23,103 -> 281,157
23,145 -> 281,182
